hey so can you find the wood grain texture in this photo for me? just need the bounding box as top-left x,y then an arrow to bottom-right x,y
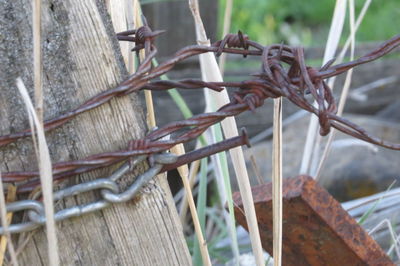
0,0 -> 190,265
105,0 -> 135,72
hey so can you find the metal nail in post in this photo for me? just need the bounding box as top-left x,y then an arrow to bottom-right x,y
160,128 -> 250,173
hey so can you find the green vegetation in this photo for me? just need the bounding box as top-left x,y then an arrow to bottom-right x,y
354,0 -> 400,41
219,0 -> 400,46
358,181 -> 396,225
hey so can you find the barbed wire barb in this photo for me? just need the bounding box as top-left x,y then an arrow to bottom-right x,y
1,24 -> 400,233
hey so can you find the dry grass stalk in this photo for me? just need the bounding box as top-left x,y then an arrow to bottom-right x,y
188,0 -> 264,264
315,0 -> 356,180
218,0 -> 233,75
272,98 -> 283,266
250,155 -> 264,185
142,65 -> 155,126
368,219 -> 400,258
133,0 -> 156,128
188,1 -> 241,261
305,0 -> 371,178
201,129 -> 241,263
16,78 -> 59,266
107,0 -> 155,127
133,1 -> 156,128
0,181 -> 18,266
14,232 -> 35,264
171,144 -> 211,266
33,0 -> 42,122
31,0 -> 59,263
338,0 -> 372,64
300,0 -> 347,175
179,141 -> 202,224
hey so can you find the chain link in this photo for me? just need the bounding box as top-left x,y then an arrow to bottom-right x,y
0,153 -> 177,235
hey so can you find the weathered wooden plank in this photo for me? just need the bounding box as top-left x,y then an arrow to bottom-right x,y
0,0 -> 190,265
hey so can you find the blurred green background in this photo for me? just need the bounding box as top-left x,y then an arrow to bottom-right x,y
218,0 -> 400,46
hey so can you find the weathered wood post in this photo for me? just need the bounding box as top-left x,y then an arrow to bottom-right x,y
0,0 -> 190,264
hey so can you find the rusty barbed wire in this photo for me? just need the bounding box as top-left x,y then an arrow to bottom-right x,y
1,25 -> 400,194
0,132 -> 251,235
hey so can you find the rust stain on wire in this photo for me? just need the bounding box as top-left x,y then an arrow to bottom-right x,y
1,25 -> 400,194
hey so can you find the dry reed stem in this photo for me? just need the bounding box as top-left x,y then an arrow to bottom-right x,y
188,1 -> 241,261
272,98 -> 283,266
16,78 -> 59,266
314,0 -> 372,178
338,0 -> 372,65
300,0 -> 347,175
218,0 -> 233,75
0,181 -> 18,266
31,0 -> 59,264
133,1 -> 156,128
14,232 -> 35,263
188,0 -> 264,264
368,219 -> 400,258
315,0 -> 356,180
250,155 -> 264,185
33,0 -> 42,123
179,141 -> 202,224
171,144 -> 211,266
308,0 -> 369,177
144,89 -> 156,127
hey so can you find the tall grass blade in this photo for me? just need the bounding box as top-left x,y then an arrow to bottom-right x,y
179,157 -> 201,223
0,175 -> 18,266
218,0 -> 233,75
193,157 -> 209,266
188,0 -> 244,263
300,0 -> 347,175
33,0 -> 43,122
152,59 -> 197,121
16,78 -> 59,266
208,126 -> 240,262
132,1 -> 156,127
338,0 -> 372,63
272,98 -> 283,266
198,38 -> 264,266
171,144 -> 211,265
151,60 -> 208,229
315,0 -> 357,180
358,181 -> 396,225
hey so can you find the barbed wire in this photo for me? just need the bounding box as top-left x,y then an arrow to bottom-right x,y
1,26 -> 400,193
1,23 -> 400,234
0,132 -> 249,234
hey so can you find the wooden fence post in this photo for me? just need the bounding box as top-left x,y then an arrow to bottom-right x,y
0,0 -> 191,264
